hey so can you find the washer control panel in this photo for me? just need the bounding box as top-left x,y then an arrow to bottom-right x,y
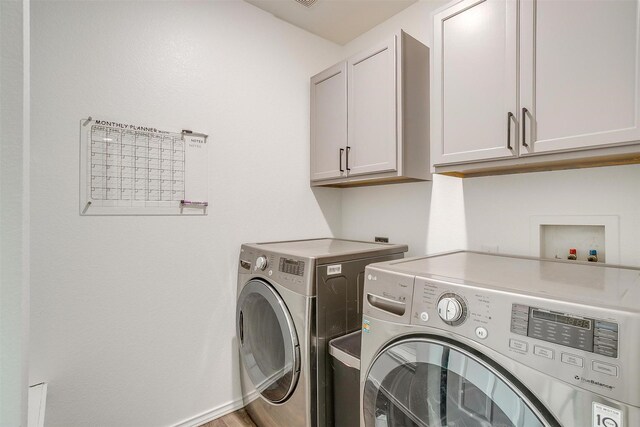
405,276 -> 631,402
411,279 -> 489,328
511,304 -> 619,358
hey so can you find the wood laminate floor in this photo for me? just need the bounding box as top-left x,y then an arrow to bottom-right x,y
199,409 -> 257,427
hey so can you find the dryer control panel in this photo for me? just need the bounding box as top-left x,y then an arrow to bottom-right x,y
239,247 -> 309,294
279,257 -> 305,276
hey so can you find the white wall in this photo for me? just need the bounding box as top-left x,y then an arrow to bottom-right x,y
339,0 -> 640,266
340,177 -> 466,257
30,2 -> 342,426
1,0 -> 29,425
463,165 -> 640,265
340,0 -> 467,257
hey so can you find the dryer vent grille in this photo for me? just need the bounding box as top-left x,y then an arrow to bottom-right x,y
294,0 -> 318,7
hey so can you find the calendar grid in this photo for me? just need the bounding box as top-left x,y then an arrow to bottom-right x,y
90,125 -> 185,202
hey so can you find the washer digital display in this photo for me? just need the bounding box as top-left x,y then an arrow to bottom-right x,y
532,309 -> 591,330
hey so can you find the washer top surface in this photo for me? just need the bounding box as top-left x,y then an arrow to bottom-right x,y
245,238 -> 407,264
373,251 -> 640,311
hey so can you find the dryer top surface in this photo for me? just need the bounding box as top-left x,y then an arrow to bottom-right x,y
244,238 -> 407,263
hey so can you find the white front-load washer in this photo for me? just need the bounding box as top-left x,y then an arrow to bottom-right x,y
360,251 -> 640,427
236,238 -> 406,427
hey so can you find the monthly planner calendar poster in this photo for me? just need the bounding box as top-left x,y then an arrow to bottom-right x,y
80,118 -> 209,215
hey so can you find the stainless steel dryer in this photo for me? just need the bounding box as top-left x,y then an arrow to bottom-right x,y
236,238 -> 407,427
360,251 -> 640,427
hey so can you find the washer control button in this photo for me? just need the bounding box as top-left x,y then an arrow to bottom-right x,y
509,339 -> 528,352
533,346 -> 554,359
475,327 -> 488,340
592,361 -> 619,377
561,353 -> 584,367
420,312 -> 429,322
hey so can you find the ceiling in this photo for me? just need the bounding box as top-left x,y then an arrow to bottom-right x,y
244,0 -> 418,45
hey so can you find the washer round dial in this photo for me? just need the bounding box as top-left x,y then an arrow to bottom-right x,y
437,294 -> 467,325
255,256 -> 268,271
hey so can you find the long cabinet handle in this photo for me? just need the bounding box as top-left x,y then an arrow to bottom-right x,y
346,146 -> 351,172
522,107 -> 529,148
339,148 -> 344,173
507,112 -> 514,150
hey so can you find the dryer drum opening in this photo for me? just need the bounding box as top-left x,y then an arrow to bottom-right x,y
236,279 -> 300,404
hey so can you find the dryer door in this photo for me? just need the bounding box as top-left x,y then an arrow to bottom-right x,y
237,279 -> 300,404
363,338 -> 559,427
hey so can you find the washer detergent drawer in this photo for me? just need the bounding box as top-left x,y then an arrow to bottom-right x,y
363,266 -> 414,323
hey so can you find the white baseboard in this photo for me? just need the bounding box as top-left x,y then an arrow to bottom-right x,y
243,389 -> 260,405
171,396 -> 245,427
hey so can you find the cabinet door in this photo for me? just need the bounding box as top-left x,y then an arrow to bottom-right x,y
347,36 -> 397,176
520,0 -> 640,155
310,62 -> 347,181
432,0 -> 518,165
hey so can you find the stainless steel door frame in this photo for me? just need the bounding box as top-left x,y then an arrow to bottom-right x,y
237,279 -> 301,404
363,336 -> 558,427
237,272 -> 315,427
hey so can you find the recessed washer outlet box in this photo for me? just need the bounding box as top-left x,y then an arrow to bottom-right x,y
530,215 -> 620,264
540,225 -> 605,262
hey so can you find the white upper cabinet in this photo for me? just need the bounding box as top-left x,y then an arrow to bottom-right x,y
433,0 -> 640,176
311,30 -> 430,187
520,0 -> 640,154
310,62 -> 347,181
348,37 -> 397,176
433,0 -> 518,165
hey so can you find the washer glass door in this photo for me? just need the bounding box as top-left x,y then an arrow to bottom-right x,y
237,279 -> 300,404
364,338 -> 556,427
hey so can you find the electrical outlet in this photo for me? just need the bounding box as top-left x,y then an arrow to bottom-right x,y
375,237 -> 389,243
480,245 -> 499,254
